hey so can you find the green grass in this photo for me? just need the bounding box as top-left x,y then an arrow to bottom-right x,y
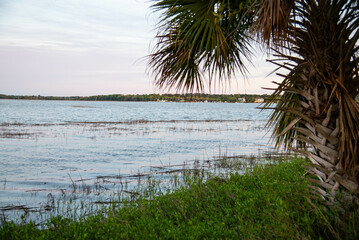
1,158 -> 358,239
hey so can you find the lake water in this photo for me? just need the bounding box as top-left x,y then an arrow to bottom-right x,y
0,99 -> 274,220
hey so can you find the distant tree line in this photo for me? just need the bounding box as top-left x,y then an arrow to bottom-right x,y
0,93 -> 272,103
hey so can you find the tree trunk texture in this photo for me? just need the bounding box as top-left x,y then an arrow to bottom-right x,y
262,0 -> 359,209
278,81 -> 359,208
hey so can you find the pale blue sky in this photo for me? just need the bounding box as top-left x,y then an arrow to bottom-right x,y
0,0 -> 277,96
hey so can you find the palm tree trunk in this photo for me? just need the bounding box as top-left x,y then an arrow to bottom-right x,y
294,87 -> 359,206
262,0 -> 359,208
267,78 -> 359,207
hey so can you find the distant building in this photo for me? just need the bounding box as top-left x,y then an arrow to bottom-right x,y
237,97 -> 246,103
254,98 -> 264,103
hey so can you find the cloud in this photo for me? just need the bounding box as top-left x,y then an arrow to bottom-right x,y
0,0 -> 155,51
0,0 -> 159,96
0,0 -> 280,95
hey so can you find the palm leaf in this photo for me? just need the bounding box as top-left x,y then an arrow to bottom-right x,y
148,0 -> 257,92
251,0 -> 295,48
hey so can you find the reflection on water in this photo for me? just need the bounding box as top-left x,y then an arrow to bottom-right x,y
0,100 -> 273,220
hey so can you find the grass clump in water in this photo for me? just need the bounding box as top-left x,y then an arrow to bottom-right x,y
1,158 -> 358,239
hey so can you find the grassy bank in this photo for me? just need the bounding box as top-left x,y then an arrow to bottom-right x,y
1,158 -> 358,239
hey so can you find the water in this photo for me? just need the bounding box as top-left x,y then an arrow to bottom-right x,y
0,99 -> 273,221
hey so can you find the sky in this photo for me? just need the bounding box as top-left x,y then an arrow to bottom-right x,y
0,0 -> 278,96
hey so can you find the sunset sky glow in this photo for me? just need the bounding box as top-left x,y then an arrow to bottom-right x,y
0,0 -> 278,96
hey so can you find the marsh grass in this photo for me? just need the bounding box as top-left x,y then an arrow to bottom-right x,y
0,119 -> 263,140
1,156 -> 358,239
0,152 -> 293,226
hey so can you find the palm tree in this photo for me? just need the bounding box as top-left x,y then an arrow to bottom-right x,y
148,0 -> 359,206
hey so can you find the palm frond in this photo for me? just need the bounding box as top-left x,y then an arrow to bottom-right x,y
148,0 -> 257,92
264,0 -> 359,176
251,0 -> 295,48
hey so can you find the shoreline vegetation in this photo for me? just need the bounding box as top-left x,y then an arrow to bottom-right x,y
1,93 -> 358,103
0,93 -> 269,103
1,157 -> 358,239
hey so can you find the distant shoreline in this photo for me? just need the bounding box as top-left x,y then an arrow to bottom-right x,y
0,93 -> 269,103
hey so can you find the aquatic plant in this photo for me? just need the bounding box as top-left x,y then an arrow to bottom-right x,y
1,158 -> 358,239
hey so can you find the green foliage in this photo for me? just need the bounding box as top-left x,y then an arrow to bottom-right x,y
2,159 -> 358,239
149,0 -> 257,92
0,93 -> 269,103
